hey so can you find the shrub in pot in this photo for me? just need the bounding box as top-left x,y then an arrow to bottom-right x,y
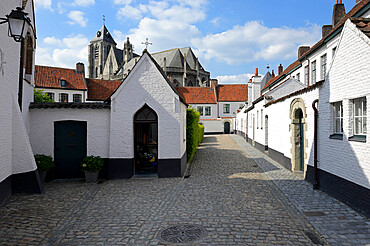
81,156 -> 103,182
34,154 -> 54,182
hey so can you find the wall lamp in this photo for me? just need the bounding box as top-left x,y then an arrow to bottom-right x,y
0,7 -> 34,42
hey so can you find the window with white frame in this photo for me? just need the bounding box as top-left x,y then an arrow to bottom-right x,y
205,106 -> 211,116
47,92 -> 55,101
59,79 -> 67,87
197,106 -> 203,116
261,109 -> 263,129
296,73 -> 300,82
311,60 -> 316,84
59,93 -> 68,102
332,101 -> 343,134
223,104 -> 230,114
321,54 -> 327,80
353,97 -> 367,135
257,110 -> 260,129
73,94 -> 82,103
304,66 -> 309,85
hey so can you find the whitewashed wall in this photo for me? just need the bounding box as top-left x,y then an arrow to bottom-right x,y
219,101 -> 245,118
190,103 -> 218,119
200,119 -> 223,133
318,19 -> 370,189
29,108 -> 111,158
0,1 -> 37,182
37,88 -> 87,102
110,53 -> 186,159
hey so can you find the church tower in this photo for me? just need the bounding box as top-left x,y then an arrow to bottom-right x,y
88,25 -> 117,79
123,37 -> 133,63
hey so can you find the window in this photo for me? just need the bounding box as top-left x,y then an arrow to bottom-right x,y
353,97 -> 367,135
261,109 -> 263,129
73,94 -> 82,103
332,102 -> 343,134
197,106 -> 204,116
332,47 -> 337,58
205,106 -> 211,116
59,79 -> 67,87
24,35 -> 34,75
321,54 -> 327,80
59,93 -> 68,102
47,92 -> 54,101
223,104 -> 230,114
296,73 -> 300,82
257,110 -> 259,129
311,60 -> 316,84
304,65 -> 309,85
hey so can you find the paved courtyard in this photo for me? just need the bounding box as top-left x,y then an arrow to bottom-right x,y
0,135 -> 369,245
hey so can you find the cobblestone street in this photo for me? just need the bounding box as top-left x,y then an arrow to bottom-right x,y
0,135 -> 369,245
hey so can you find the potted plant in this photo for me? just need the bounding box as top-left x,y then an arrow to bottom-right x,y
81,155 -> 103,182
34,154 -> 54,182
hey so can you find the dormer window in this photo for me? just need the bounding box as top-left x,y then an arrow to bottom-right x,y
59,79 -> 67,87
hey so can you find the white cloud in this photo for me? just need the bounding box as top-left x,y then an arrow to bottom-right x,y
35,0 -> 52,10
192,21 -> 321,65
210,17 -> 220,26
36,34 -> 89,69
113,0 -> 132,5
117,5 -> 142,20
72,0 -> 95,6
67,11 -> 88,27
215,73 -> 254,84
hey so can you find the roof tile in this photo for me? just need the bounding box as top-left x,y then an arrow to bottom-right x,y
176,87 -> 217,104
86,78 -> 122,101
217,85 -> 248,102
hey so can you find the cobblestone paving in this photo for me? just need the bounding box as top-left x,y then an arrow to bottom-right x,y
0,134 -> 356,245
231,134 -> 370,246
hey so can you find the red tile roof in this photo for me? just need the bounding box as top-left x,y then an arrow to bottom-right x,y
217,84 -> 248,102
35,65 -> 86,90
351,17 -> 370,38
176,87 -> 217,104
262,60 -> 301,91
86,79 -> 123,101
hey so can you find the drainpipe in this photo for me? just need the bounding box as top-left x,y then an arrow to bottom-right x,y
312,99 -> 319,189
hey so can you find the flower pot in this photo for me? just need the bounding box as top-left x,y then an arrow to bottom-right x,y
84,171 -> 99,182
39,170 -> 47,183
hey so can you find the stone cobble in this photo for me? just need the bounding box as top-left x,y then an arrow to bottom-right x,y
231,134 -> 370,246
0,135 -> 349,245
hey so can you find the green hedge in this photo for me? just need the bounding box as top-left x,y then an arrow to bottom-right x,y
186,108 -> 204,161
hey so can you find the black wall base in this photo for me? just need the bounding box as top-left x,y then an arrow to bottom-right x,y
268,147 -> 292,170
204,132 -> 223,135
0,177 -> 12,206
306,166 -> 370,218
11,170 -> 44,195
158,152 -> 187,178
254,140 -> 266,153
108,159 -> 134,179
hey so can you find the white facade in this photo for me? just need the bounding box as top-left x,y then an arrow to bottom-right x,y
37,88 -> 87,103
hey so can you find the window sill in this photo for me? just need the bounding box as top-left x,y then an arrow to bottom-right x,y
348,135 -> 367,142
329,133 -> 343,140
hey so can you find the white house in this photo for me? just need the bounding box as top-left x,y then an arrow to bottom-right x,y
237,0 -> 370,217
30,51 -> 188,179
0,0 -> 42,205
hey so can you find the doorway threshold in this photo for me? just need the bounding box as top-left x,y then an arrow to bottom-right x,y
132,173 -> 158,179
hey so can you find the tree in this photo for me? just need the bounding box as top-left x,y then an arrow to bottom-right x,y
34,89 -> 53,102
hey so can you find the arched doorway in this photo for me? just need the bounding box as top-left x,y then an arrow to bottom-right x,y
224,121 -> 230,134
134,105 -> 158,175
290,98 -> 307,174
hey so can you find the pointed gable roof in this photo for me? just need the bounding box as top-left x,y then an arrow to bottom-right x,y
91,25 -> 116,45
176,87 -> 217,104
35,65 -> 87,90
217,84 -> 248,102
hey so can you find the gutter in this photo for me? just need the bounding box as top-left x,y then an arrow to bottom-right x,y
312,99 -> 319,190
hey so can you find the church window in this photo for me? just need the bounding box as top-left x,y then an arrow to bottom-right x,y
59,79 -> 67,87
173,79 -> 180,87
311,61 -> 316,84
223,104 -> 230,114
304,65 -> 309,85
47,93 -> 54,101
321,54 -> 327,80
197,106 -> 203,116
73,94 -> 82,103
205,106 -> 211,116
352,97 -> 367,136
95,45 -> 99,58
59,93 -> 68,102
332,102 -> 343,134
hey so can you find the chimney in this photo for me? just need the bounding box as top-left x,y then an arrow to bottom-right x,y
298,46 -> 310,59
271,70 -> 275,78
333,1 -> 345,27
210,79 -> 218,90
322,25 -> 333,38
254,68 -> 258,77
278,64 -> 283,75
76,62 -> 85,76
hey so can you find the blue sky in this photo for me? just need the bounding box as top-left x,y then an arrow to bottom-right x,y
34,0 -> 357,84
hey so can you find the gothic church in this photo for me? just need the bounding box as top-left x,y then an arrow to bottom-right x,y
88,25 -> 210,87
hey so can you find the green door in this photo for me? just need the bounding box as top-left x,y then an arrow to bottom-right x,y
54,121 -> 87,179
299,120 -> 304,171
224,122 -> 230,134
